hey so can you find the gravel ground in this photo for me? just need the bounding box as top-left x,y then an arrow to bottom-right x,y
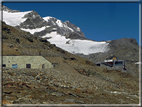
2,67 -> 139,105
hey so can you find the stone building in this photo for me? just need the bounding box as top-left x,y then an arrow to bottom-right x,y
2,56 -> 53,69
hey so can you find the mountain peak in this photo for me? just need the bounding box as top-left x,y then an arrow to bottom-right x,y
22,10 -> 41,19
1,5 -> 20,13
64,20 -> 70,23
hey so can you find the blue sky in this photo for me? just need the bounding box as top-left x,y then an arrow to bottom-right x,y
3,2 -> 140,44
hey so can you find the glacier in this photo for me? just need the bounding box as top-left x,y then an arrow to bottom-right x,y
41,31 -> 109,55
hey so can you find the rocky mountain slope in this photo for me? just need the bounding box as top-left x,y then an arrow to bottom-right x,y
2,21 -> 139,105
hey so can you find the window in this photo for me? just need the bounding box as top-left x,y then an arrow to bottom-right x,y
2,64 -> 6,67
96,63 -> 101,66
115,61 -> 123,65
26,64 -> 31,68
106,62 -> 113,65
103,62 -> 113,67
12,64 -> 17,68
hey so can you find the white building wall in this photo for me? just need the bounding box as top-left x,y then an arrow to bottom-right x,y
3,56 -> 53,69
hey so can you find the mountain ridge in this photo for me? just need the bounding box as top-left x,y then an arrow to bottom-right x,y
1,5 -> 20,13
1,5 -> 86,40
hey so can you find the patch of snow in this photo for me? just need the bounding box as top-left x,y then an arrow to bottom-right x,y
110,91 -> 123,94
62,23 -> 74,32
67,26 -> 74,32
135,62 -> 142,64
77,27 -> 80,31
104,90 -> 139,98
56,20 -> 63,27
52,28 -> 57,30
43,16 -> 54,22
64,39 -> 109,55
42,31 -> 70,44
21,26 -> 50,34
32,14 -> 36,19
42,31 -> 57,38
51,21 -> 56,25
41,32 -> 109,55
2,11 -> 32,26
43,16 -> 57,25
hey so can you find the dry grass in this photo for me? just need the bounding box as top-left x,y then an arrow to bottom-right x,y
2,43 -> 21,55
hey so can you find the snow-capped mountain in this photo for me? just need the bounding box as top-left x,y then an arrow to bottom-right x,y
1,5 -> 109,55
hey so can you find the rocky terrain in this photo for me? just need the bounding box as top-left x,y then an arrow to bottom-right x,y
2,20 -> 140,105
2,67 -> 139,105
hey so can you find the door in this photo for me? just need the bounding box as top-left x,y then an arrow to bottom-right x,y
42,64 -> 45,68
2,64 -> 6,67
26,64 -> 31,68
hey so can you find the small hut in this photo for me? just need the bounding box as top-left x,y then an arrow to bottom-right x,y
2,56 -> 53,69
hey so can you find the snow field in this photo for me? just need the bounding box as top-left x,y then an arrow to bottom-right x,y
2,11 -> 32,26
43,16 -> 53,22
21,26 -> 50,34
42,32 -> 109,55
